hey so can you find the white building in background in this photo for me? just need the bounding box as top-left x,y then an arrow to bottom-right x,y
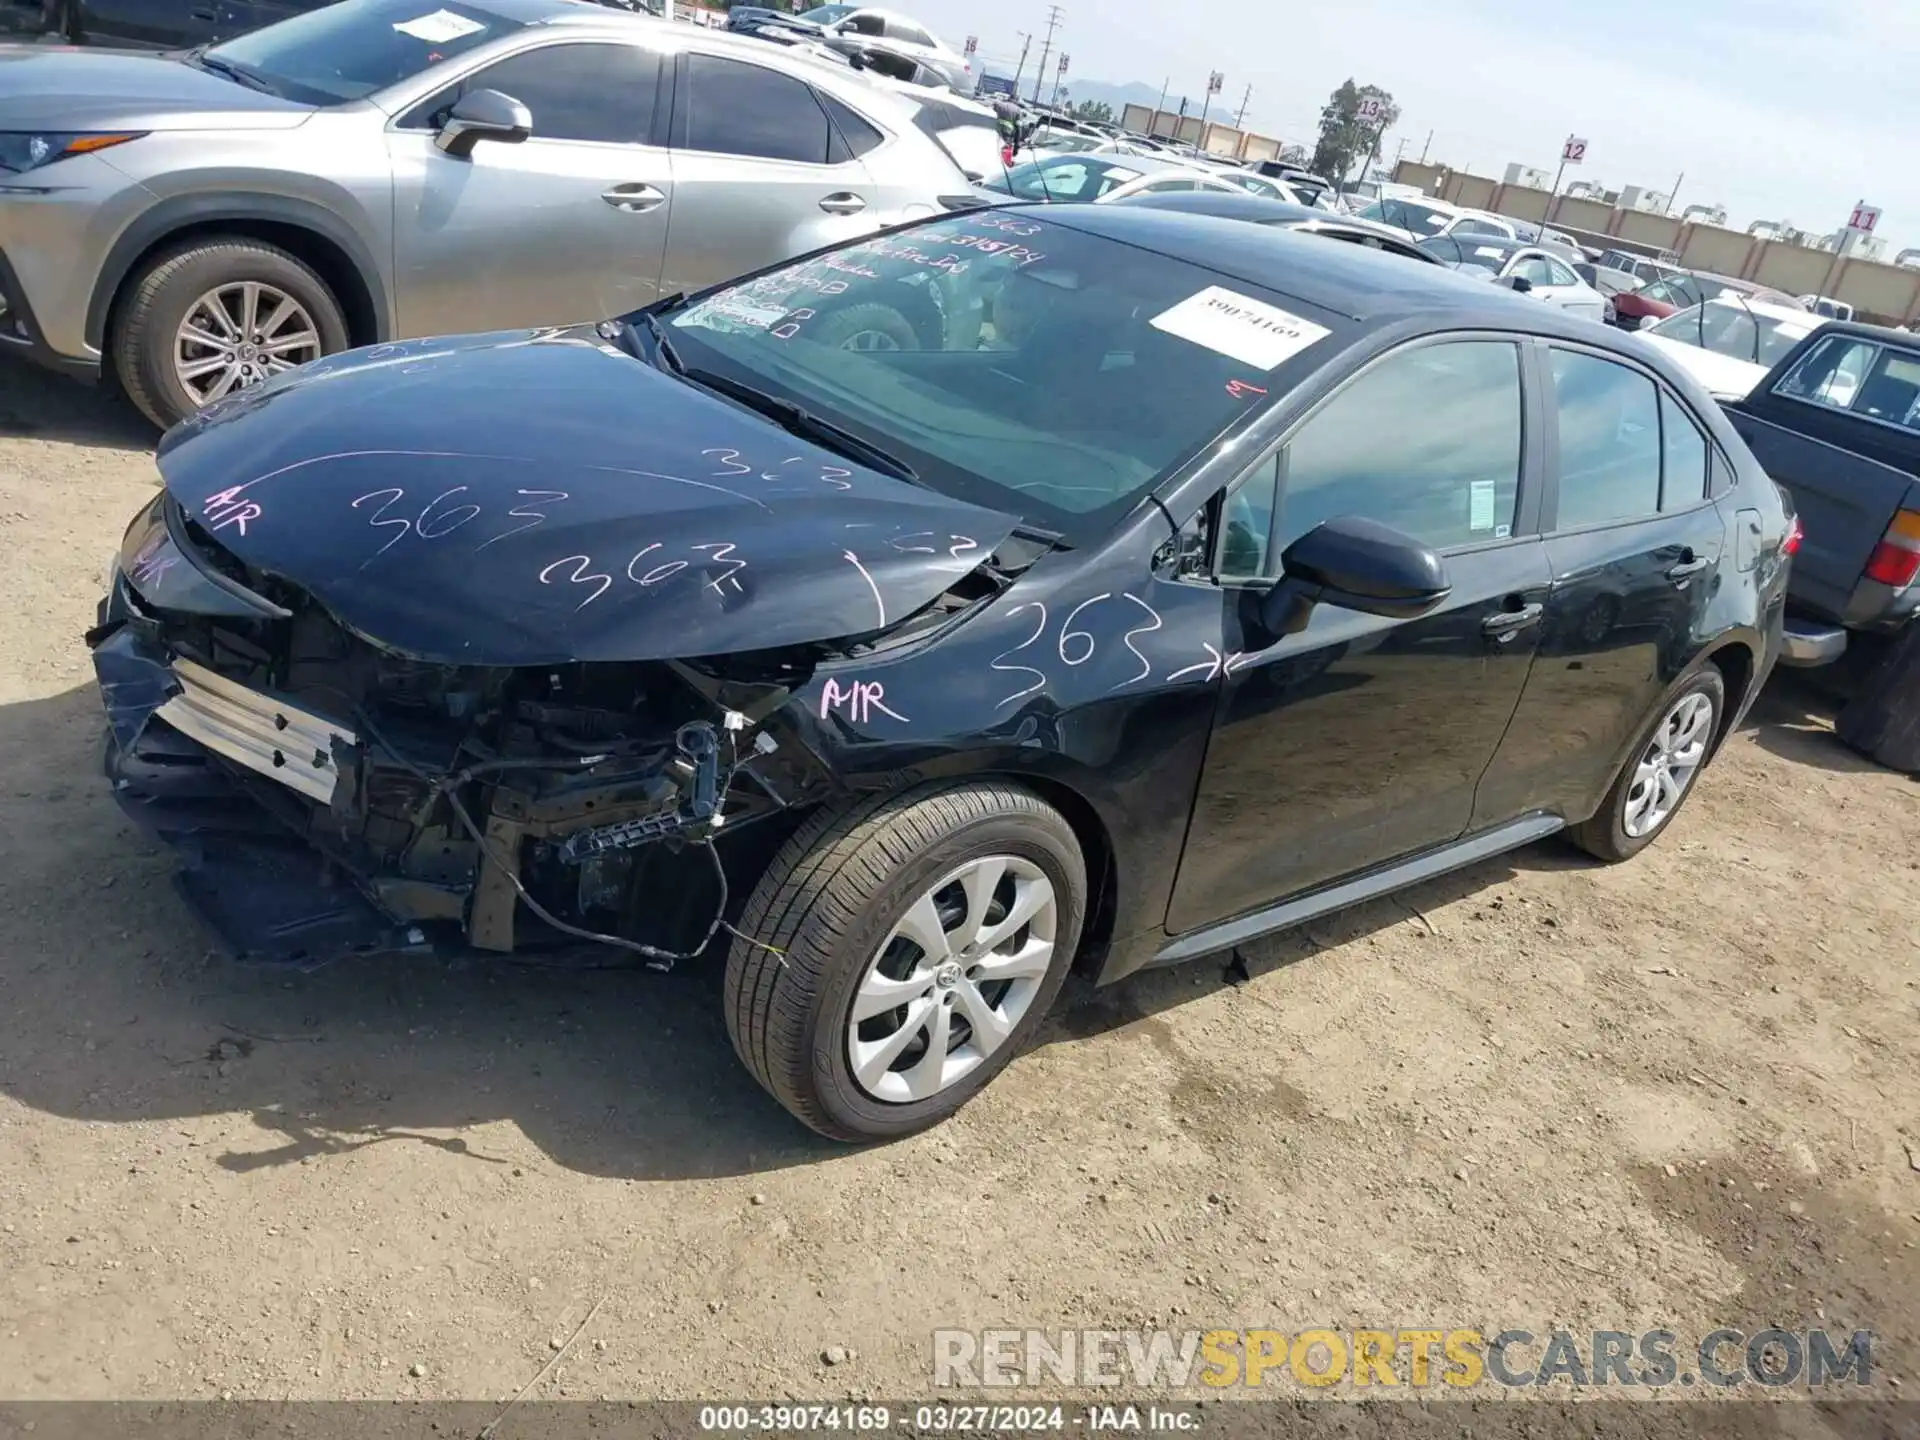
1503,162 -> 1550,188
1618,185 -> 1672,213
1818,228 -> 1888,261
1681,203 -> 1729,227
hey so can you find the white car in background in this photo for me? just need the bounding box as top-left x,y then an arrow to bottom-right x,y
1357,196 -> 1518,243
738,4 -> 971,90
1632,297 -> 1827,400
1417,235 -> 1609,320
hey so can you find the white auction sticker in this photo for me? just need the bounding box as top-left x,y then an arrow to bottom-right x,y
393,9 -> 486,42
1149,286 -> 1330,370
1476,246 -> 1505,258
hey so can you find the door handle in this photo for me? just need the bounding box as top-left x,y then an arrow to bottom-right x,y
1666,552 -> 1710,586
818,191 -> 868,215
601,183 -> 666,213
1481,601 -> 1544,639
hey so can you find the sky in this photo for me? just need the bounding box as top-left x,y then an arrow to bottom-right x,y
908,0 -> 1918,253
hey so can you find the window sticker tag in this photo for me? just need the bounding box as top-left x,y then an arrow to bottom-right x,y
1148,286 -> 1330,370
1469,479 -> 1497,532
393,9 -> 486,42
1476,246 -> 1505,258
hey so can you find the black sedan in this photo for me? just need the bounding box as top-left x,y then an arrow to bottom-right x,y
89,205 -> 1793,1141
1116,188 -> 1443,263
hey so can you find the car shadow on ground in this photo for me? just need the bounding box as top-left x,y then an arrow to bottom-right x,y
1741,668 -> 1894,777
0,683 -> 833,1184
0,358 -> 156,452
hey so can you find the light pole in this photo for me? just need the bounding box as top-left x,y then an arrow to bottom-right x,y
1030,4 -> 1062,105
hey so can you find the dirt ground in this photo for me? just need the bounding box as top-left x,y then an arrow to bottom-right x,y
1,360 -> 1916,1409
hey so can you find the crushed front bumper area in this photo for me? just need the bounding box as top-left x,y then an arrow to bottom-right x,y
91,611 -> 821,969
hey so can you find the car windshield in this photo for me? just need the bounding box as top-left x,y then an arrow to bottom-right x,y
1359,199 -> 1448,233
663,212 -> 1344,539
203,0 -> 520,106
1648,302 -> 1815,369
980,156 -> 1143,203
797,4 -> 858,19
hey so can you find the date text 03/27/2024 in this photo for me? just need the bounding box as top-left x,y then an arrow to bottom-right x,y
697,1404 -> 1196,1433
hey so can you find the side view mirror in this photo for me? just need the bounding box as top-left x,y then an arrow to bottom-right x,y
1258,516 -> 1452,637
435,89 -> 533,158
1499,274 -> 1533,294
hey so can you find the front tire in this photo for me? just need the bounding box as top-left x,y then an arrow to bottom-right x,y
1569,667 -> 1725,862
112,238 -> 348,429
724,782 -> 1085,1142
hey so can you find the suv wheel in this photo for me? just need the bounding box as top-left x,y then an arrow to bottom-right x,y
1569,667 -> 1724,862
113,238 -> 348,429
724,781 -> 1085,1142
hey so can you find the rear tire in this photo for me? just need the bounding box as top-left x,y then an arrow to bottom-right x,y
724,781 -> 1085,1143
112,238 -> 349,430
1835,621 -> 1920,772
1569,667 -> 1725,863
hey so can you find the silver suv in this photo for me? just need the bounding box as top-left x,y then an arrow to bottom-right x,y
0,0 -> 976,426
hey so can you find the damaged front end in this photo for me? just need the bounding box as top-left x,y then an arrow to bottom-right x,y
91,500 -> 839,969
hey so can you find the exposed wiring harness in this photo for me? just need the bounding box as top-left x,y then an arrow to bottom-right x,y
349,701 -> 783,972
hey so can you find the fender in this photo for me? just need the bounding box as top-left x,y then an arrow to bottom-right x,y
86,191 -> 393,353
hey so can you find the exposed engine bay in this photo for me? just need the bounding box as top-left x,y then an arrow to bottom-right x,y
97,596 -> 815,967
89,492 -> 1033,969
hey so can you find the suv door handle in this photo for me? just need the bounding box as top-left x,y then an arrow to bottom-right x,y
1666,552 -> 1710,585
602,183 -> 666,213
1481,601 -> 1544,639
819,192 -> 868,215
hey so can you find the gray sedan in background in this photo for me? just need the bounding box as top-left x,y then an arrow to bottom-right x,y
0,0 -> 975,426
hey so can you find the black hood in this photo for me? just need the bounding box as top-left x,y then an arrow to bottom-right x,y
150,328 -> 1018,667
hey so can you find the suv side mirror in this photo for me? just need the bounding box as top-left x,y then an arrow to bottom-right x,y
1499,274 -> 1533,294
1258,516 -> 1451,636
435,89 -> 533,158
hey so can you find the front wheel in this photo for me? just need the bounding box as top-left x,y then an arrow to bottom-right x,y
112,238 -> 348,429
724,782 -> 1086,1142
1569,667 -> 1725,862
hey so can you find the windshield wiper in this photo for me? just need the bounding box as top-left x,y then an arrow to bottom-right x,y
193,51 -> 280,96
677,364 -> 922,485
635,309 -> 686,377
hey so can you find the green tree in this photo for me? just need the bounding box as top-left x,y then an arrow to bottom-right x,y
1310,79 -> 1400,181
1070,100 -> 1115,125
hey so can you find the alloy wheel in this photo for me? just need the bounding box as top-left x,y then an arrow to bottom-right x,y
847,855 -> 1057,1103
1622,691 -> 1715,838
173,281 -> 322,407
840,329 -> 902,352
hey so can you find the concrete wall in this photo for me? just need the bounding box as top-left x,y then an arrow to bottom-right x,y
1392,161 -> 1920,322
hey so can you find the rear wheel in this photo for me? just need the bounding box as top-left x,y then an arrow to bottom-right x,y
1569,667 -> 1724,862
112,238 -> 348,429
724,782 -> 1085,1142
1835,620 -> 1920,772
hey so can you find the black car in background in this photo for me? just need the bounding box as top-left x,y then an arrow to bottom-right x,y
89,206 -> 1792,1142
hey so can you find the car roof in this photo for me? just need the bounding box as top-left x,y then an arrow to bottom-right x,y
1032,204 -> 1613,329
1673,295 -> 1824,326
1115,190 -> 1325,222
1780,317 -> 1920,349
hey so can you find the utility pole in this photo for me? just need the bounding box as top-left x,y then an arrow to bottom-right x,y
1419,129 -> 1433,163
1234,83 -> 1252,130
1665,170 -> 1684,216
1030,4 -> 1062,105
1009,31 -> 1031,96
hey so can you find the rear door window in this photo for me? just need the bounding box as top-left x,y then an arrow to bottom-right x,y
1659,391 -> 1709,509
682,53 -> 834,164
1776,335 -> 1879,414
1549,350 -> 1662,528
